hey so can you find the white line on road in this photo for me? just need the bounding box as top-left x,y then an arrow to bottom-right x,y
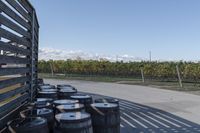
120,116 -> 136,128
123,112 -> 148,128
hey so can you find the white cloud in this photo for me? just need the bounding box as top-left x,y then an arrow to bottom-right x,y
39,47 -> 145,62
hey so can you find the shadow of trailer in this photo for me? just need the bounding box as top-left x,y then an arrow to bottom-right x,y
0,0 -> 39,131
87,92 -> 200,133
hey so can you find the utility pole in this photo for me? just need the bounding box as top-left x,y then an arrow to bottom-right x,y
50,62 -> 54,77
141,68 -> 145,83
149,51 -> 152,62
176,65 -> 183,88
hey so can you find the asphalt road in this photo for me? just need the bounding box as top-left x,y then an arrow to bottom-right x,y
45,78 -> 200,125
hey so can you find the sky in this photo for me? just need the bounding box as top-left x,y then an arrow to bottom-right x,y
30,0 -> 200,61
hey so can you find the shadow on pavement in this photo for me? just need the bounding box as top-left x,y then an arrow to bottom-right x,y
84,92 -> 200,133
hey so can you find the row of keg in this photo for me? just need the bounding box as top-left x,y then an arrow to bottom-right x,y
7,82 -> 120,133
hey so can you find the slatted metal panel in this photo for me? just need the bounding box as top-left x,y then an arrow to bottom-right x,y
0,0 -> 39,130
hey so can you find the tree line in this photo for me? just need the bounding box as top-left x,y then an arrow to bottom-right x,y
38,60 -> 200,82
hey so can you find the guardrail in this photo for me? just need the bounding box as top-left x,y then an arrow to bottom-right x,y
0,0 -> 39,130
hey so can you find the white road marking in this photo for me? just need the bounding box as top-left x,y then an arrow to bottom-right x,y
120,116 -> 136,128
123,112 -> 148,128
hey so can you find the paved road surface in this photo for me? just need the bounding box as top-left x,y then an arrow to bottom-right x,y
45,78 -> 200,124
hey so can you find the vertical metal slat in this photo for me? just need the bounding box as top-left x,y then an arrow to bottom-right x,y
30,10 -> 35,101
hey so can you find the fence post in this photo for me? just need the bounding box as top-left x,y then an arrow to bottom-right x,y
141,68 -> 145,83
176,65 -> 183,88
50,62 -> 54,77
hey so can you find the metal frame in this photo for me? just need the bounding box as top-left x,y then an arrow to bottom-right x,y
0,0 -> 39,130
31,10 -> 35,101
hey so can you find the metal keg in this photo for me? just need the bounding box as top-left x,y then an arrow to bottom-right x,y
39,85 -> 56,90
70,94 -> 93,112
38,91 -> 58,100
20,108 -> 54,132
36,98 -> 54,104
56,103 -> 85,113
7,117 -> 49,133
55,112 -> 93,133
58,88 -> 77,99
57,84 -> 73,89
40,88 -> 58,92
94,98 -> 119,106
88,103 -> 120,133
53,99 -> 79,114
53,99 -> 79,106
30,101 -> 53,110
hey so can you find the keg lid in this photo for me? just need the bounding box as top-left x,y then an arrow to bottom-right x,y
36,98 -> 53,103
91,103 -> 118,109
35,101 -> 51,105
57,84 -> 72,87
53,99 -> 79,106
95,98 -> 119,104
38,91 -> 57,94
59,86 -> 76,90
59,86 -> 72,89
21,108 -> 53,117
55,112 -> 90,122
39,85 -> 55,89
36,108 -> 53,115
56,103 -> 84,110
59,88 -> 77,93
32,101 -> 52,109
40,89 -> 57,92
71,94 -> 91,99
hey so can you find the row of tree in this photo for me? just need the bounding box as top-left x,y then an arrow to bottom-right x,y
38,60 -> 200,82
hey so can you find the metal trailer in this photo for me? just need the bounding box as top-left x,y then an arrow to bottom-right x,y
0,0 -> 39,131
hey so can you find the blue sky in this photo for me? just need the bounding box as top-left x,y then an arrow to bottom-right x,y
30,0 -> 200,61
